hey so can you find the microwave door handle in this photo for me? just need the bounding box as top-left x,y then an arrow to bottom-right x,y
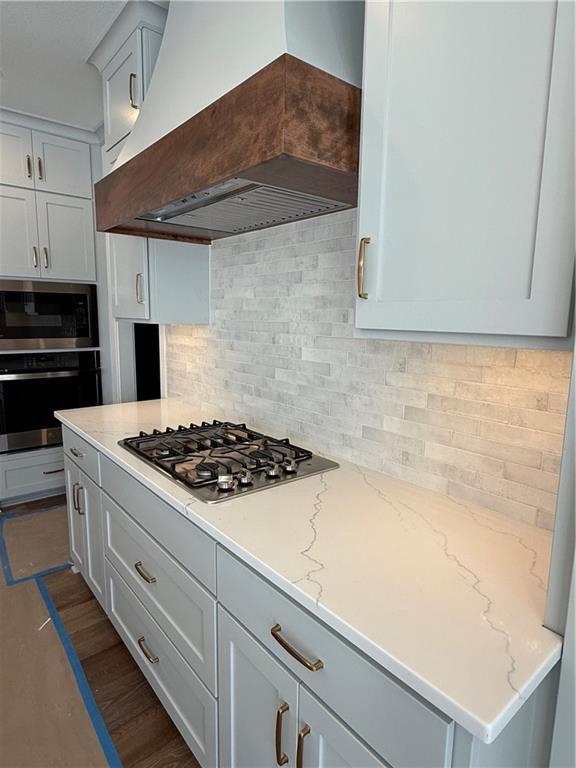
0,371 -> 82,381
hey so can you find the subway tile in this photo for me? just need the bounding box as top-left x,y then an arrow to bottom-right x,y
482,366 -> 571,394
385,372 -> 457,396
515,350 -> 573,377
454,381 -> 549,410
548,392 -> 569,413
406,359 -> 483,382
541,453 -> 562,474
507,407 -> 567,435
424,443 -> 505,477
504,463 -> 560,491
446,483 -> 538,526
479,421 -> 564,454
427,394 -> 510,423
477,475 -> 557,513
404,405 -> 480,435
451,433 -> 542,468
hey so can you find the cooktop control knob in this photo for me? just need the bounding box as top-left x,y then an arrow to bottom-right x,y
238,469 -> 253,486
283,459 -> 298,474
217,473 -> 237,491
265,463 -> 282,478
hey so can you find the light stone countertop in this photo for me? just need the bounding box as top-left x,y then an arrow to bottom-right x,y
55,398 -> 562,744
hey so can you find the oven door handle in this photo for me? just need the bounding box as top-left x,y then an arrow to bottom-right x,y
0,371 -> 83,381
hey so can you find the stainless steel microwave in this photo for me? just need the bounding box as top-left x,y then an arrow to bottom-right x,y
0,280 -> 98,351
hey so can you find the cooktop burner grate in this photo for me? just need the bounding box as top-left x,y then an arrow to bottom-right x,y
119,420 -> 339,504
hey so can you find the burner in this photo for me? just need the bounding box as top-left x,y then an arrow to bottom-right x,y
119,419 -> 338,503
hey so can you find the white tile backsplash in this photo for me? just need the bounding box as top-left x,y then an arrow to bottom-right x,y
165,210 -> 572,529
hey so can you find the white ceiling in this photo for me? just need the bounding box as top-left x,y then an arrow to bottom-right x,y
0,0 -> 126,131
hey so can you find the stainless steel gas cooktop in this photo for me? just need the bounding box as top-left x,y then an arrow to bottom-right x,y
119,420 -> 338,503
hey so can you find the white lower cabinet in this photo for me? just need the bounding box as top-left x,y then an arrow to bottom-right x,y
106,560 -> 218,768
64,456 -> 105,607
218,607 -> 299,768
65,458 -> 85,571
298,688 -> 388,768
0,447 -> 64,503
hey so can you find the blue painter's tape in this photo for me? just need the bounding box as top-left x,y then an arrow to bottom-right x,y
0,516 -> 13,585
36,575 -> 122,768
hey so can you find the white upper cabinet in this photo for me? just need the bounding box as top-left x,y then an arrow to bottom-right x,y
111,235 -> 210,324
102,29 -> 142,151
0,123 -> 34,188
0,185 -> 39,278
0,122 -> 92,198
356,1 -> 574,337
111,234 -> 150,320
101,26 -> 163,153
32,131 -> 92,198
36,192 -> 96,281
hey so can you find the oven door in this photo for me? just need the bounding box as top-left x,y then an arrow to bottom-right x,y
0,364 -> 101,453
0,280 -> 98,351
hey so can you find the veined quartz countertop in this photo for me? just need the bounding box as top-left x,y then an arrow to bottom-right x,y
56,398 -> 562,744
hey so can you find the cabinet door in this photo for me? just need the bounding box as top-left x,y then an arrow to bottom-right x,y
32,132 -> 92,199
65,458 -> 85,571
77,470 -> 105,608
102,29 -> 142,150
0,123 -> 34,188
297,688 -> 389,768
356,1 -> 573,337
36,192 -> 96,281
111,234 -> 150,319
219,607 -> 299,768
0,185 -> 40,278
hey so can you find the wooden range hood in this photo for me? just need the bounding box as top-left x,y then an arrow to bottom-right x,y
94,54 -> 361,244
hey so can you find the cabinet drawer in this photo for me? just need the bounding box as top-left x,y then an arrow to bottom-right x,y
106,561 -> 217,768
217,548 -> 454,768
100,455 -> 216,593
0,448 -> 65,502
62,427 -> 100,484
103,492 -> 216,693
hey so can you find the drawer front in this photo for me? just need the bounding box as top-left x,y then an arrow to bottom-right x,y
62,427 -> 100,484
100,455 -> 216,593
104,492 -> 217,693
1,448 -> 65,501
106,561 -> 218,768
218,548 -> 454,768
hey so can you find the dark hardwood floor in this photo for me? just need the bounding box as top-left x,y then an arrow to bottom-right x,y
1,493 -> 66,515
43,569 -> 200,768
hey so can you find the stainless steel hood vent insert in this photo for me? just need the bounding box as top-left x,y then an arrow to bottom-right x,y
139,183 -> 350,235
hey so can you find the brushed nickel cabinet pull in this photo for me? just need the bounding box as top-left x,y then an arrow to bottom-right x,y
275,702 -> 289,766
71,481 -> 79,512
357,237 -> 370,299
296,724 -> 310,768
271,624 -> 324,672
26,155 -> 32,178
70,447 -> 84,458
129,73 -> 138,109
43,247 -> 49,269
37,156 -> 44,180
43,468 -> 64,475
32,246 -> 39,268
76,485 -> 85,515
137,636 -> 159,664
135,272 -> 144,304
134,560 -> 157,584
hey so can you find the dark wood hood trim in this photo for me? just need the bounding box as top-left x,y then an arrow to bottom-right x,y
95,54 -> 361,242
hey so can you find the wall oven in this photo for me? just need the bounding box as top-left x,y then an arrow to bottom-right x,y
0,280 -> 98,351
0,351 -> 101,453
